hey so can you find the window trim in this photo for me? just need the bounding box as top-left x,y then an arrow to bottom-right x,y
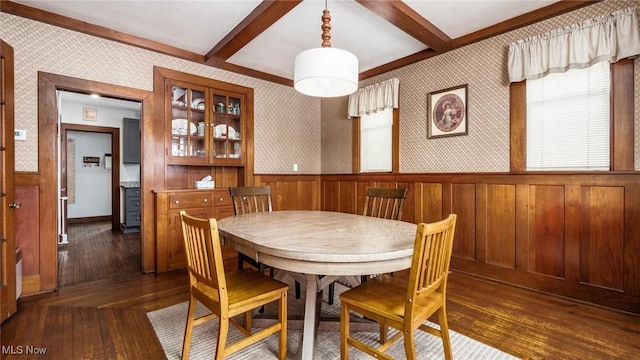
352,108 -> 400,174
510,58 -> 634,172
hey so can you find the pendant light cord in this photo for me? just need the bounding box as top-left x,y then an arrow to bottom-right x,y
321,0 -> 332,47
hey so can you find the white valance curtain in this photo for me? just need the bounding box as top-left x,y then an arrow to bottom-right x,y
347,78 -> 399,118
508,7 -> 640,83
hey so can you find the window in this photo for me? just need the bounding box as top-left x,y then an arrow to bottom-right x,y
526,61 -> 610,171
348,78 -> 400,173
360,108 -> 393,172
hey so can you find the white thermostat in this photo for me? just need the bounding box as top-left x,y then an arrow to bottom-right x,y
14,129 -> 26,141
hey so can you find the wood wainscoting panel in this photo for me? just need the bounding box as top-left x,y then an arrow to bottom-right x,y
15,185 -> 40,276
451,183 -> 476,261
339,181 -> 357,214
273,178 -> 321,210
415,182 -> 443,224
580,186 -> 625,291
396,181 -> 413,222
319,173 -> 640,314
354,180 -> 371,214
256,175 -> 322,211
322,180 -> 339,211
485,184 -> 516,269
529,185 -> 565,278
624,185 -> 640,296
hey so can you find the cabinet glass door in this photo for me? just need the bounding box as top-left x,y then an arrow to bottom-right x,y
212,93 -> 242,161
170,85 -> 206,159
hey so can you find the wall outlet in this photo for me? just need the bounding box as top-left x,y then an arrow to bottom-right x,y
14,129 -> 26,141
293,163 -> 298,172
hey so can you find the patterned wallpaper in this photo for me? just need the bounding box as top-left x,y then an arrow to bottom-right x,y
0,12 -> 320,174
321,0 -> 640,173
2,0 -> 639,175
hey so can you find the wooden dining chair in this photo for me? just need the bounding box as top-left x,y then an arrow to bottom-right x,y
339,214 -> 457,360
329,187 -> 410,305
359,187 -> 409,282
363,187 -> 409,220
179,211 -> 288,360
229,186 -> 275,277
229,186 -> 303,300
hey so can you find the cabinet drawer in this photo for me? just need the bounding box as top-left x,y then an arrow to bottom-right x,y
169,193 -> 213,209
125,188 -> 141,197
125,212 -> 141,226
126,196 -> 141,211
211,191 -> 232,207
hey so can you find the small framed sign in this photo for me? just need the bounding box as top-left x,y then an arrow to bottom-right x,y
427,84 -> 468,138
83,107 -> 97,121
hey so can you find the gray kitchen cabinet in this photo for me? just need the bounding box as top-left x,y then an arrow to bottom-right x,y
123,118 -> 140,164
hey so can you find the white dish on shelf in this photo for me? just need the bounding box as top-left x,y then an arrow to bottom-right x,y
172,119 -> 197,135
214,124 -> 239,139
191,98 -> 205,109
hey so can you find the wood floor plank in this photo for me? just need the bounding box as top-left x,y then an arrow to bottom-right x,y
71,307 -> 84,360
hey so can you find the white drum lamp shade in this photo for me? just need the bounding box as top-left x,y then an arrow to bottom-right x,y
294,47 -> 359,97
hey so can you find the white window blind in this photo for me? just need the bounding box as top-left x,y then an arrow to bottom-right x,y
360,108 -> 392,173
526,61 -> 610,171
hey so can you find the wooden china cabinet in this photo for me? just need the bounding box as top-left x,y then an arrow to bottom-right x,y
152,67 -> 253,273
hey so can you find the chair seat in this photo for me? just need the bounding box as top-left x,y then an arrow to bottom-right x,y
340,275 -> 444,321
194,270 -> 288,314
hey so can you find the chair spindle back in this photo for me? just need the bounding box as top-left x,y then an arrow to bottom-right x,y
363,187 -> 408,220
230,186 -> 273,215
406,214 -> 457,317
180,211 -> 226,301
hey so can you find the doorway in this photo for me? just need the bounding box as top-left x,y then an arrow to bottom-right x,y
56,91 -> 142,287
60,125 -> 120,235
36,73 -> 152,292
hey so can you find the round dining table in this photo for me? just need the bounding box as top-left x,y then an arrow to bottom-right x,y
217,210 -> 418,360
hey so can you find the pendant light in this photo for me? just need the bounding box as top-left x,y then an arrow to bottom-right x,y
294,1 -> 358,97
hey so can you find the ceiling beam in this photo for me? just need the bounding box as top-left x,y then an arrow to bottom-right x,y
356,0 -> 452,52
205,0 -> 302,65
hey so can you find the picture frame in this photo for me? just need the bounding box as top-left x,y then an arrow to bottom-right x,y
427,84 -> 468,138
83,107 -> 97,122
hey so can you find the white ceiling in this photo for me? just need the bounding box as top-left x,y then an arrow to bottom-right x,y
60,91 -> 141,111
6,0 -> 583,85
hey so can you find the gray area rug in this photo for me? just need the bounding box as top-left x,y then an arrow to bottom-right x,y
148,277 -> 518,359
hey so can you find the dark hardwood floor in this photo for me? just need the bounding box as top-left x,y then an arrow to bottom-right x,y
58,221 -> 142,287
2,224 -> 639,359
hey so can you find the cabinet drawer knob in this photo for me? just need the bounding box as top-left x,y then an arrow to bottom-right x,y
175,200 -> 180,204
218,197 -> 224,202
203,198 -> 208,203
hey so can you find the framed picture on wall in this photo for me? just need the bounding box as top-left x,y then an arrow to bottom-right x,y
427,84 -> 468,138
83,107 -> 97,121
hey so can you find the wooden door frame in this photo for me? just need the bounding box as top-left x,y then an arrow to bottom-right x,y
38,72 -> 151,290
61,124 -> 121,230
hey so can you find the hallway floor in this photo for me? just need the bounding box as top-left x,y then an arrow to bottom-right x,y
57,221 -> 142,287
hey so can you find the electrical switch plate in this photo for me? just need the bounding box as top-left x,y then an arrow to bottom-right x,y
293,163 -> 298,172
